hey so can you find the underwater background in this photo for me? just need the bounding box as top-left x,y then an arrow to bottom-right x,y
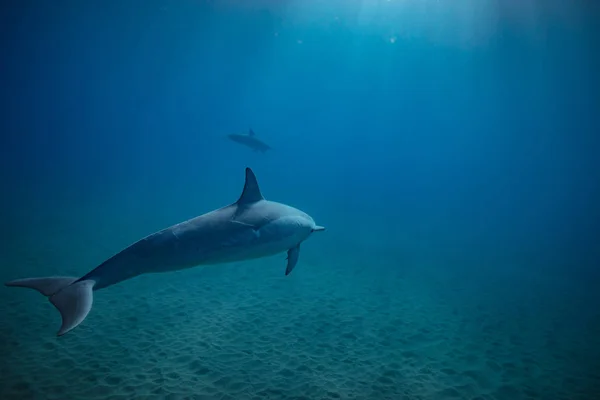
1,0 -> 599,399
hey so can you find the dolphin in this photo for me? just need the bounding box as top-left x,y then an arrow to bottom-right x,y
227,129 -> 271,153
5,168 -> 325,336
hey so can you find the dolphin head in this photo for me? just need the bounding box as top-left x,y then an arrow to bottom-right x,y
295,215 -> 325,240
260,214 -> 323,246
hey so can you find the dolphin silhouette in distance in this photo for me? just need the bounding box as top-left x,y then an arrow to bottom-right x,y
227,128 -> 271,153
5,168 -> 325,336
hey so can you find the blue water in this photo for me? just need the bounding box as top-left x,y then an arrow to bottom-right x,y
1,1 -> 599,399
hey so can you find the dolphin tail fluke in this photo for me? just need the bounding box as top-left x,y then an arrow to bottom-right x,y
5,276 -> 95,336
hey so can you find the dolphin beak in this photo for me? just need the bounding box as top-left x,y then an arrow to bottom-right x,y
312,226 -> 325,232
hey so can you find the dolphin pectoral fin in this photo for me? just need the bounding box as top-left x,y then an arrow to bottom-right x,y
285,244 -> 301,276
249,128 -> 255,136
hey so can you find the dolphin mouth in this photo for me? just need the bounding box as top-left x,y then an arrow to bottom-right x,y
312,226 -> 325,232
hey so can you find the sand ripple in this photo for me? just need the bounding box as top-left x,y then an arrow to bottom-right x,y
1,254 -> 598,399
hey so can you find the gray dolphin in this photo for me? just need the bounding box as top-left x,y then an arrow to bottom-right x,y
227,129 -> 271,153
5,168 -> 325,336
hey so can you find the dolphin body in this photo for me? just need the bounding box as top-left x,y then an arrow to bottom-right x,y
227,129 -> 271,153
5,168 -> 324,336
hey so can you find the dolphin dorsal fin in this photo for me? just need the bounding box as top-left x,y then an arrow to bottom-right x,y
248,128 -> 255,137
237,167 -> 264,205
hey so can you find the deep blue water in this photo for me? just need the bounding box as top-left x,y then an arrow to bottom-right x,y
1,1 -> 599,399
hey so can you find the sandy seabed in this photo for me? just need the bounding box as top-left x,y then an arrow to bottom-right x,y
1,232 -> 599,400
